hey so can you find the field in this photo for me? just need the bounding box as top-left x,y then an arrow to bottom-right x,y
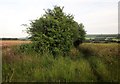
2,41 -> 120,82
0,40 -> 31,47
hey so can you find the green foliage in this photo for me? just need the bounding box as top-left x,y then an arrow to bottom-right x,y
2,51 -> 96,82
27,6 -> 86,55
2,43 -> 119,82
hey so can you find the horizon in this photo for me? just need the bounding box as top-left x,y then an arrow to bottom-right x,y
0,0 -> 119,38
1,33 -> 119,38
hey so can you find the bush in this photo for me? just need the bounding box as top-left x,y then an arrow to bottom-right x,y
27,6 -> 86,56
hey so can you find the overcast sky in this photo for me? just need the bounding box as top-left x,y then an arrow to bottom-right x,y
0,0 -> 119,38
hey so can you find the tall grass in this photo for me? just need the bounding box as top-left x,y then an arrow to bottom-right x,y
2,43 -> 120,82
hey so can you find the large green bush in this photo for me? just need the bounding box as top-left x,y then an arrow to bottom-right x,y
27,6 -> 86,55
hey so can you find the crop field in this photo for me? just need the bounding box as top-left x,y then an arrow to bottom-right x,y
2,41 -> 120,82
0,40 -> 31,47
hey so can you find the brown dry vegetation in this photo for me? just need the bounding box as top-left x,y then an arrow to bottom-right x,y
1,40 -> 31,62
0,40 -> 31,47
1,40 -> 31,63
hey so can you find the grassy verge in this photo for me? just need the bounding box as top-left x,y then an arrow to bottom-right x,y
2,43 -> 120,82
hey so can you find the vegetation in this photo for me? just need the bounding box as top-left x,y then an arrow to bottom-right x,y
1,38 -> 18,40
2,43 -> 119,82
1,40 -> 30,47
85,34 -> 120,43
26,6 -> 86,55
2,6 -> 119,83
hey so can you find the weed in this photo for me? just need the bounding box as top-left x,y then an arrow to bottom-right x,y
2,43 -> 120,82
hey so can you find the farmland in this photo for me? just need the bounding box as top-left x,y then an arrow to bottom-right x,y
1,2 -> 119,83
85,34 -> 120,43
0,40 -> 31,47
2,40 -> 120,82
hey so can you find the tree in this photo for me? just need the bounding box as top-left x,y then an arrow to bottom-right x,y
27,6 -> 86,56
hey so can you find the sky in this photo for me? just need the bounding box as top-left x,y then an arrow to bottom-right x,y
0,0 -> 119,38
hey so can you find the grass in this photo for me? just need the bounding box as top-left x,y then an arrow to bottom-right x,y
2,43 -> 120,82
1,40 -> 30,47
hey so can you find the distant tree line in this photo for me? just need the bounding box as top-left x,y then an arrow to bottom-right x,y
0,37 -> 30,40
85,34 -> 120,43
1,38 -> 18,40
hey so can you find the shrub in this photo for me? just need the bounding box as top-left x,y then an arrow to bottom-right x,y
26,6 -> 86,56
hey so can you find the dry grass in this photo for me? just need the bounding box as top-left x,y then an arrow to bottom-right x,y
1,40 -> 31,62
79,43 -> 119,56
0,40 -> 31,46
